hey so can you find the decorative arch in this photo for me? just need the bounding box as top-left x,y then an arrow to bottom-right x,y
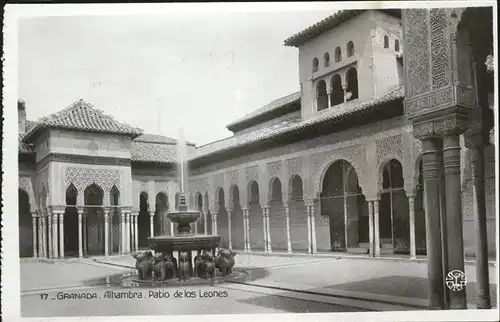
110,185 -> 120,206
214,187 -> 224,211
312,57 -> 319,72
347,41 -> 355,57
323,52 -> 330,67
247,180 -> 260,205
84,183 -> 104,206
289,174 -> 304,201
345,67 -> 359,101
19,188 -> 33,257
316,80 -> 328,111
384,35 -> 389,48
335,46 -> 342,62
395,39 -> 400,52
269,177 -> 283,203
155,192 -> 169,236
330,74 -> 344,106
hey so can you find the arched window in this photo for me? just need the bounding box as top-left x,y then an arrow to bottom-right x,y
323,52 -> 330,67
335,47 -> 342,63
347,41 -> 355,57
346,67 -> 359,101
384,35 -> 389,48
330,74 -> 344,106
395,39 -> 400,52
316,80 -> 328,111
312,57 -> 319,72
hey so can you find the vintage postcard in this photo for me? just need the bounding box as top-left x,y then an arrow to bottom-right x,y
2,1 -> 499,321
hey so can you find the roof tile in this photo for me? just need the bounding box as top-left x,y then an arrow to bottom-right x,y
23,99 -> 143,142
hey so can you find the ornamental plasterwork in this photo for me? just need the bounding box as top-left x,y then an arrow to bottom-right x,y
430,8 -> 451,90
138,180 -> 149,193
404,9 -> 431,97
245,165 -> 258,183
311,144 -> 365,197
411,138 -> 423,159
286,157 -> 302,178
154,180 -> 169,196
198,177 -> 209,194
19,176 -> 35,200
64,167 -> 120,194
405,86 -> 454,117
213,173 -> 225,191
266,160 -> 282,180
376,134 -> 404,167
226,169 -> 239,187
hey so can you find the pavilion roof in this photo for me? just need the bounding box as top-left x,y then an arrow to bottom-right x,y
192,85 -> 404,161
22,99 -> 144,143
226,91 -> 301,132
284,9 -> 401,47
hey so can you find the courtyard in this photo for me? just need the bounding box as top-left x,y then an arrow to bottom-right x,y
20,254 -> 497,317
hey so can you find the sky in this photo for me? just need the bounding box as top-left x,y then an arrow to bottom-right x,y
18,8 -> 338,146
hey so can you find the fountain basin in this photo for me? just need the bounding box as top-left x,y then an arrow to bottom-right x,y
148,235 -> 220,252
166,210 -> 201,235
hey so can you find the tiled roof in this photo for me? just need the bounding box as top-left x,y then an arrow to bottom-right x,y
131,140 -> 177,164
18,120 -> 38,154
192,85 -> 404,160
226,91 -> 301,130
284,9 -> 401,47
134,133 -> 196,146
22,99 -> 143,143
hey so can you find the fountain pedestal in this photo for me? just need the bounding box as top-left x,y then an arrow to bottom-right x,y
147,195 -> 221,280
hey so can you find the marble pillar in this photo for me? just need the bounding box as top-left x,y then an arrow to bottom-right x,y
284,205 -> 292,253
368,201 -> 374,257
242,209 -> 248,251
58,212 -> 64,258
262,208 -> 268,252
47,210 -> 53,259
78,209 -> 83,258
203,212 -> 208,235
470,143 -> 491,309
134,213 -> 139,252
120,210 -> 126,255
266,207 -> 272,253
37,211 -> 43,257
373,200 -> 380,258
31,213 -> 38,258
52,211 -> 58,259
149,213 -> 154,238
306,206 -> 312,255
310,204 -> 317,254
104,210 -> 109,256
408,196 -> 417,259
212,213 -> 218,236
422,138 -> 446,310
227,210 -> 233,250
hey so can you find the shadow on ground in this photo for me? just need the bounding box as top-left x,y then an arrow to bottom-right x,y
323,275 -> 497,307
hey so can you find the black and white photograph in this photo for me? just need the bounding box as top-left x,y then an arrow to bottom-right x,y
2,2 -> 499,321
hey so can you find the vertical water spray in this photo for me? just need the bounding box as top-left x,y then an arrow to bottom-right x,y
177,128 -> 186,194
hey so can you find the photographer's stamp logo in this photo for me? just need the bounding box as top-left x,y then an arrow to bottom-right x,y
445,270 -> 467,291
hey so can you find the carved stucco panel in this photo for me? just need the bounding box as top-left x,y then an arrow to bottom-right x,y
64,166 -> 120,196
286,157 -> 303,179
430,8 -> 451,90
19,176 -> 36,210
376,134 -> 404,167
311,145 -> 365,197
155,180 -> 169,196
266,160 -> 282,180
138,180 -> 149,194
245,165 -> 258,183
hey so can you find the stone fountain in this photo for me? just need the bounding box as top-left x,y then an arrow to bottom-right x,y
145,130 -> 221,280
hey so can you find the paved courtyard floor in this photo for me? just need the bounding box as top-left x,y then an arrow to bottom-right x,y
20,253 -> 498,317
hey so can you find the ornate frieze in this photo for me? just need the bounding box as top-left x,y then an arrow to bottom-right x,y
245,165 -> 258,183
405,87 -> 454,117
227,169 -> 239,187
64,167 -> 120,193
430,8 -> 451,90
412,137 -> 423,159
266,160 -> 282,179
213,173 -> 225,190
155,180 -> 169,195
138,180 -> 149,193
376,135 -> 404,166
404,9 -> 431,97
412,114 -> 469,139
286,157 -> 302,178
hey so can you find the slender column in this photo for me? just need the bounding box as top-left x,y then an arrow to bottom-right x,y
120,210 -> 125,254
227,210 -> 233,250
104,209 -> 109,256
78,209 -> 83,258
47,210 -> 53,258
195,215 -> 199,235
438,147 -> 450,309
58,212 -> 64,258
421,137 -> 446,310
443,135 -> 467,309
470,145 -> 491,309
212,213 -> 218,236
368,201 -> 374,257
242,209 -> 248,251
306,206 -> 312,254
261,208 -> 268,252
134,213 -> 139,252
284,205 -> 292,253
266,208 -> 272,253
83,212 -> 88,256
41,214 -> 47,258
408,196 -> 417,260
37,211 -> 43,257
170,222 -> 174,236
149,212 -> 154,237
310,204 -> 317,254
52,211 -> 58,258
127,213 -> 132,253
245,209 -> 251,251
203,212 -> 208,235
31,213 -> 38,258
373,200 -> 380,258
130,213 -> 135,252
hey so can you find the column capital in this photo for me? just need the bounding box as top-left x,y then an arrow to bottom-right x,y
31,212 -> 38,218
